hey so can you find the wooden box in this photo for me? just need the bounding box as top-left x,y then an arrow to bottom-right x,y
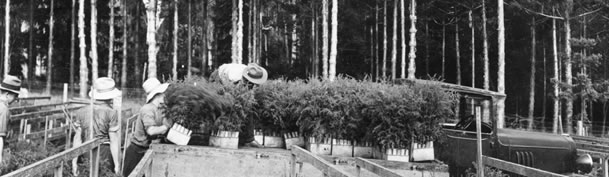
380,148 -> 410,162
353,142 -> 374,158
331,139 -> 353,157
306,137 -> 331,155
411,141 -> 434,161
283,132 -> 305,150
209,131 -> 239,149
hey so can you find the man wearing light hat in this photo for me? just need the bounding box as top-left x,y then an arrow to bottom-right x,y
123,78 -> 172,176
0,75 -> 21,163
71,77 -> 122,174
210,63 -> 268,148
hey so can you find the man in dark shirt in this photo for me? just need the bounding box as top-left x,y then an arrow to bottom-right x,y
0,76 -> 21,163
71,77 -> 122,174
122,78 -> 171,176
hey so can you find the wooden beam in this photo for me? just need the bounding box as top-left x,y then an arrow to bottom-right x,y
127,150 -> 154,177
10,106 -> 84,121
1,138 -> 102,177
482,156 -> 568,177
10,102 -> 69,112
24,126 -> 69,139
355,157 -> 403,177
363,159 -> 448,172
290,145 -> 355,177
18,96 -> 52,101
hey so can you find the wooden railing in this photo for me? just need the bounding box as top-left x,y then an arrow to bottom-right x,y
355,157 -> 402,177
482,156 -> 568,177
1,138 -> 104,177
127,150 -> 154,177
289,145 -> 354,177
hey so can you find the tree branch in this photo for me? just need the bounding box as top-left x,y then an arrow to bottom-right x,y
570,8 -> 604,19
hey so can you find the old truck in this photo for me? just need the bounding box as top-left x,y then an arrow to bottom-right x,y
423,80 -> 593,176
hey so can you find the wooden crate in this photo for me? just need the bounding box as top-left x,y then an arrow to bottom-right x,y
331,138 -> 353,157
306,137 -> 331,155
283,132 -> 304,150
209,131 -> 239,149
353,142 -> 374,158
411,141 -> 434,162
380,148 -> 410,162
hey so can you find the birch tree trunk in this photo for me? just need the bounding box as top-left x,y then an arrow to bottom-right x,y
375,1 -> 379,80
497,0 -> 506,128
370,25 -> 374,76
425,21 -> 428,75
391,0 -> 397,80
47,0 -> 54,94
552,18 -> 559,134
564,0 -> 573,134
407,0 -> 416,79
455,23 -> 461,85
206,0 -> 215,69
79,0 -> 88,98
291,14 -> 298,65
482,0 -> 490,122
528,16 -> 536,130
328,0 -> 338,81
469,10 -> 474,87
4,0 -> 10,76
382,0 -> 387,79
322,0 -> 328,79
187,0 -> 192,77
28,0 -> 33,83
237,0 -> 243,64
172,0 -> 178,80
134,1 -> 141,85
441,23 -> 445,78
91,0 -> 99,81
400,0 -> 406,79
231,0 -> 237,63
143,0 -> 164,79
121,0 -> 127,88
70,0 -> 76,96
108,0 -> 115,78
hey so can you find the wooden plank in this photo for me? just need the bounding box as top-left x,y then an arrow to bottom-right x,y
18,96 -> 52,101
1,138 -> 102,177
127,150 -> 154,177
291,145 -> 355,177
364,159 -> 448,172
355,157 -> 402,177
10,106 -> 84,121
482,156 -> 568,177
10,102 -> 68,112
24,126 -> 69,139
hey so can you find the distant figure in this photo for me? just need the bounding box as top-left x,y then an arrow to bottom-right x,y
123,78 -> 172,176
0,76 -> 21,163
71,77 -> 122,174
210,63 -> 268,148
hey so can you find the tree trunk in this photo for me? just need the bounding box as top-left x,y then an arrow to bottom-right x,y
121,0 -> 127,88
552,18 -> 559,134
322,0 -> 328,79
231,0 -> 237,63
172,0 -> 178,80
46,0 -> 54,94
134,1 -> 141,85
482,0 -> 490,122
91,0 -> 99,81
70,0 -> 76,96
455,23 -> 461,85
407,0 -> 416,79
187,0 -> 192,77
400,0 -> 406,79
312,0 -> 317,77
564,0 -> 573,134
78,0 -> 88,98
469,10 -> 474,87
375,1 -> 379,80
28,0 -> 34,85
441,23 -> 445,79
206,0 -> 215,69
4,0 -> 10,76
370,24 -> 374,77
497,0 -> 506,128
542,38 -> 546,129
382,0 -> 387,79
291,14 -> 298,66
391,0 -> 397,80
528,16 -> 536,130
425,21 -> 428,75
201,0 -> 208,73
237,0 -> 244,64
144,0 -> 163,79
109,0 -> 115,78
328,0 -> 338,81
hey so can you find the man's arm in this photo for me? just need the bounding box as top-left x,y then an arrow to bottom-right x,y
145,125 -> 168,136
109,130 -> 120,173
0,137 -> 4,163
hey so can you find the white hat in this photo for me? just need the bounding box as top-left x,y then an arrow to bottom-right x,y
143,78 -> 169,103
242,63 -> 268,85
89,77 -> 122,100
0,75 -> 21,95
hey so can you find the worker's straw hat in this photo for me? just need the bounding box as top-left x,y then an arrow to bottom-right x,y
242,63 -> 268,85
143,78 -> 169,103
0,75 -> 21,95
89,77 -> 122,100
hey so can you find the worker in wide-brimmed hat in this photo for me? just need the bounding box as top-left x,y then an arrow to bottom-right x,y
0,75 -> 21,163
71,77 -> 122,174
123,78 -> 172,176
210,63 -> 268,148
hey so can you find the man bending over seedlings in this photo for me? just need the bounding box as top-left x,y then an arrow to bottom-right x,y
0,76 -> 21,163
123,78 -> 172,176
210,63 -> 268,148
71,77 -> 122,175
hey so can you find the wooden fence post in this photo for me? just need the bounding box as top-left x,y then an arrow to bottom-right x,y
44,115 -> 49,149
90,145 -> 100,177
290,154 -> 297,177
54,162 -> 64,177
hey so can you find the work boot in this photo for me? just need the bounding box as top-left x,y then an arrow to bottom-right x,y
244,140 -> 264,148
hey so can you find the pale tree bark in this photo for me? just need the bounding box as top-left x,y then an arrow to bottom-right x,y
79,0 -> 88,98
47,0 -> 55,94
469,10 -> 474,87
382,0 -> 387,78
552,18 -> 559,134
441,23 -> 446,78
328,0 -> 338,81
312,0 -> 318,77
231,0 -> 237,63
70,0 -> 76,96
407,0 -> 416,79
28,0 -> 34,83
143,0 -> 164,79
237,0 -> 244,64
400,0 -> 406,79
482,0 -> 490,123
455,23 -> 461,85
375,1 -> 379,80
121,0 -> 127,88
91,0 -> 99,81
391,0 -> 397,80
322,0 -> 328,79
291,14 -> 298,65
528,16 -> 536,130
497,0 -> 506,128
108,0 -> 115,78
370,25 -> 373,76
187,0 -> 192,77
206,0 -> 215,69
564,0 -> 573,134
253,0 -> 259,64
172,0 -> 178,80
4,0 -> 10,76
425,21 -> 428,75
134,1 -> 141,85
